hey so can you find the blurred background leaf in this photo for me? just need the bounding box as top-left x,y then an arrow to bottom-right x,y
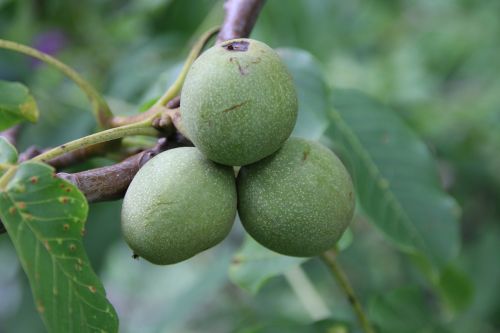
325,89 -> 460,268
229,235 -> 307,295
0,80 -> 38,130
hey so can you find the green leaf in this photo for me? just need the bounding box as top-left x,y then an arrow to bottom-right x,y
277,48 -> 330,140
325,89 -> 460,267
437,265 -> 473,313
0,80 -> 39,131
229,235 -> 307,294
369,286 -> 432,333
0,137 -> 18,177
0,162 -> 118,333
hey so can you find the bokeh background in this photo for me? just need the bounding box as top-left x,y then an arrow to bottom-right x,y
1,0 -> 499,332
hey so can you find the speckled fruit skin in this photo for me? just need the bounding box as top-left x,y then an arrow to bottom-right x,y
180,38 -> 298,166
121,147 -> 237,265
237,137 -> 355,257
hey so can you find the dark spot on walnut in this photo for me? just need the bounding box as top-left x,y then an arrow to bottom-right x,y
222,40 -> 249,52
222,101 -> 248,113
229,57 -> 247,75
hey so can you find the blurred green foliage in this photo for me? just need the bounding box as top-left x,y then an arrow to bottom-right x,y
1,0 -> 499,332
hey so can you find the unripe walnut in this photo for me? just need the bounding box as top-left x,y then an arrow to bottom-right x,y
237,137 -> 355,257
180,38 -> 298,166
121,147 -> 237,265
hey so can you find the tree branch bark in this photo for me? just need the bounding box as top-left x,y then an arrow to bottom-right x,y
217,0 -> 266,43
57,138 -> 179,202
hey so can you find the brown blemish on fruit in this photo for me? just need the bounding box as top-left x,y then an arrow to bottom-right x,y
88,285 -> 97,293
30,176 -> 38,184
229,57 -> 261,75
222,40 -> 249,52
222,101 -> 248,113
9,206 -> 16,214
229,57 -> 247,75
59,196 -> 69,204
16,202 -> 26,209
69,243 -> 76,252
63,224 -> 70,231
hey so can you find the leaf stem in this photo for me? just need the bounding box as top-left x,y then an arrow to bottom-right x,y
321,249 -> 376,333
0,39 -> 113,128
155,26 -> 220,107
109,26 -> 220,128
31,121 -> 157,163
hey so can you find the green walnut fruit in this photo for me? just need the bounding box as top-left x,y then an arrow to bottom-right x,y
180,38 -> 298,166
237,137 -> 355,257
121,147 -> 237,265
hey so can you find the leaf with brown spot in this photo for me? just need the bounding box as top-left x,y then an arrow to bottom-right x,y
0,162 -> 118,332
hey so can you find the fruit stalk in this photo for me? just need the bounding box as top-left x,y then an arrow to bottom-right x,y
321,249 -> 376,333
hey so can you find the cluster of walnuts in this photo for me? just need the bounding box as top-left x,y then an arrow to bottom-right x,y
121,39 -> 355,265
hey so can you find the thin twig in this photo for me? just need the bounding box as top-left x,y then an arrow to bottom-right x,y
32,120 -> 157,163
17,141 -> 121,169
321,249 -> 376,333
